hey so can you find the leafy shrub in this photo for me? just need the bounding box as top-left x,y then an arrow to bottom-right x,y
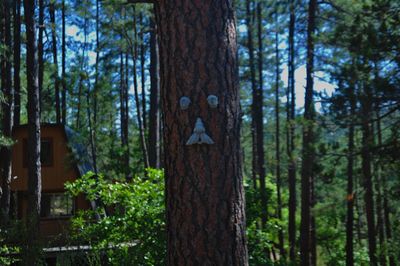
65,168 -> 166,265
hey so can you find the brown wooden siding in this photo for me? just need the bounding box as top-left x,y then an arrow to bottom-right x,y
10,124 -> 90,239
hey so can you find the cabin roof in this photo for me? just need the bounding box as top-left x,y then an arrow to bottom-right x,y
13,123 -> 94,176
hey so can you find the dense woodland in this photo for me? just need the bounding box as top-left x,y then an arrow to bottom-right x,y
0,0 -> 399,265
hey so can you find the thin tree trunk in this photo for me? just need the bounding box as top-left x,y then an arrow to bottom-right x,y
61,0 -> 66,124
360,84 -> 377,266
133,8 -> 149,169
86,82 -> 97,174
300,0 -> 317,265
354,173 -> 363,245
310,180 -> 317,266
287,0 -> 297,260
120,52 -> 130,177
354,171 -> 364,244
90,0 -> 100,174
148,11 -> 161,168
120,53 -> 126,158
140,12 -> 147,131
0,0 -> 14,224
273,4 -> 285,257
346,88 -> 355,266
246,0 -> 259,191
13,0 -> 21,126
38,0 -> 44,112
94,0 -> 99,127
254,1 -> 267,229
24,0 -> 42,263
377,113 -> 395,266
374,124 -> 386,266
247,0 -> 267,225
375,102 -> 393,266
155,1 -> 248,263
125,52 -> 130,176
76,13 -> 88,130
49,1 -> 61,124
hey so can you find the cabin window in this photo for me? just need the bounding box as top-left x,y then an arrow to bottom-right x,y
23,138 -> 54,167
40,193 -> 74,218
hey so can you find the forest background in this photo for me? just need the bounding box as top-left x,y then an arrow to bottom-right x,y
0,0 -> 399,265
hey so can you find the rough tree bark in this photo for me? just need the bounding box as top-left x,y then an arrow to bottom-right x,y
300,0 -> 317,265
155,1 -> 248,264
24,0 -> 42,264
148,11 -> 161,168
0,0 -> 14,224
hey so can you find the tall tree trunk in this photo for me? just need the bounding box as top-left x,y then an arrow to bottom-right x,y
245,0 -> 258,192
13,0 -> 21,126
119,54 -> 126,161
372,68 -> 387,266
375,101 -> 392,266
155,1 -> 248,264
360,84 -> 377,266
133,9 -> 149,169
300,0 -> 317,265
375,108 -> 395,266
0,0 -> 14,224
254,1 -> 268,228
125,53 -> 130,177
94,0 -> 99,127
272,4 -> 285,257
0,0 -> 4,209
374,125 -> 386,266
287,0 -> 297,260
24,0 -> 42,264
90,0 -> 100,174
120,52 -> 130,177
140,12 -> 147,131
148,11 -> 161,169
76,13 -> 88,130
86,82 -> 97,174
354,173 -> 363,244
345,87 -> 355,266
38,0 -> 44,112
49,1 -> 61,124
376,111 -> 395,266
61,0 -> 66,124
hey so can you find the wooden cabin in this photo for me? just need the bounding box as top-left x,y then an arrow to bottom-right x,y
10,123 -> 91,243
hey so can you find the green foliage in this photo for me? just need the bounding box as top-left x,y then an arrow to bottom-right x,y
65,169 -> 166,265
0,226 -> 22,266
0,135 -> 14,148
0,245 -> 19,266
245,175 -> 287,266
